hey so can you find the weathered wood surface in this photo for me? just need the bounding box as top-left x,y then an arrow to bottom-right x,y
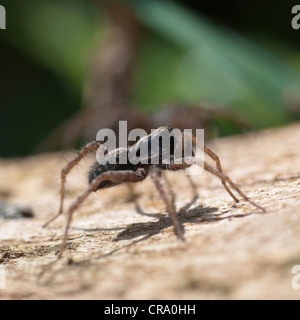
0,123 -> 300,299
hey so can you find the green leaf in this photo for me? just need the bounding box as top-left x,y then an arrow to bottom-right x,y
129,0 -> 300,127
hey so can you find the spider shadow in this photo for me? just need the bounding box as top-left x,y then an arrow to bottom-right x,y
73,186 -> 263,262
90,199 -> 257,262
112,191 -> 251,242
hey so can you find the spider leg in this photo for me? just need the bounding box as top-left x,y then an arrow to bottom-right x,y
150,166 -> 185,241
57,169 -> 147,259
163,172 -> 198,211
203,144 -> 239,203
162,172 -> 176,211
168,158 -> 264,212
43,141 -> 101,228
203,162 -> 265,212
183,132 -> 239,203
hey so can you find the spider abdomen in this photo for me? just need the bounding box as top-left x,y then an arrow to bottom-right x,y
88,162 -> 137,190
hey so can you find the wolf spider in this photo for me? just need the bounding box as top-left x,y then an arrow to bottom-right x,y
44,127 -> 265,258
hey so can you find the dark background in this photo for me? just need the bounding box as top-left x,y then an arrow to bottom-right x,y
1,0 -> 300,156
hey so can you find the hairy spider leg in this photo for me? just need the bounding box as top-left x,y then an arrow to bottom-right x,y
168,153 -> 265,212
161,172 -> 199,212
150,166 -> 185,241
57,169 -> 147,258
203,162 -> 265,212
43,141 -> 101,228
161,171 -> 176,212
183,132 -> 239,203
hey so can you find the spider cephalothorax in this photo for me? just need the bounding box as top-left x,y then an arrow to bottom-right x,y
44,127 -> 265,258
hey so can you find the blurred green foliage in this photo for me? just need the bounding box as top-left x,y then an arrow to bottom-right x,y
1,0 -> 101,92
131,0 -> 300,127
1,0 -> 300,156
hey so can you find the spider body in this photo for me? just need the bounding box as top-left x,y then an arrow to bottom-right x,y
44,126 -> 265,259
87,126 -> 187,190
88,159 -> 143,190
87,154 -> 189,191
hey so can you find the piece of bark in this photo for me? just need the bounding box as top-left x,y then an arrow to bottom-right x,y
0,123 -> 300,299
